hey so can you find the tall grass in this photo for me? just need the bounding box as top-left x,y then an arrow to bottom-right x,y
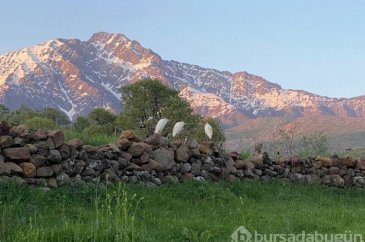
0,181 -> 365,241
63,129 -> 117,146
0,183 -> 140,242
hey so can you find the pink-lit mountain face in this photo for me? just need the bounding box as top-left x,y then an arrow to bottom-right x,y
1,32 -> 365,127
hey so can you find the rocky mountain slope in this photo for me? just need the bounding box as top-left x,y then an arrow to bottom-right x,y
1,32 -> 365,128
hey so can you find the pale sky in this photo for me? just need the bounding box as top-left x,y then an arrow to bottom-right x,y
1,0 -> 364,98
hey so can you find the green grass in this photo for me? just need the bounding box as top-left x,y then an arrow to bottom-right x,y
0,181 -> 365,241
63,129 -> 118,146
340,148 -> 365,159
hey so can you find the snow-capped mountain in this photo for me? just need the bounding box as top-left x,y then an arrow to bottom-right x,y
1,32 -> 365,127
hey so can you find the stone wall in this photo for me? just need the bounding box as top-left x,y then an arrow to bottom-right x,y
1,125 -> 365,188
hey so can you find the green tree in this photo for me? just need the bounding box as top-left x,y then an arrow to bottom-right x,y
40,107 -> 70,126
117,79 -> 226,145
87,108 -> 117,125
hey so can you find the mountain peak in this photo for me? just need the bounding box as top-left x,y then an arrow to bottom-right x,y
88,32 -> 133,47
1,31 -> 365,123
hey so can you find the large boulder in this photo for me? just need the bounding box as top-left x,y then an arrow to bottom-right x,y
67,138 -> 83,150
315,155 -> 333,168
128,142 -> 145,157
56,173 -> 71,186
191,159 -> 202,176
312,160 -> 322,169
133,152 -> 150,166
330,174 -> 345,188
180,163 -> 192,174
31,154 -> 47,168
234,160 -> 255,170
119,130 -> 141,142
0,161 -> 10,175
36,166 -> 54,177
246,155 -> 263,167
3,147 -> 31,161
355,159 -> 365,170
46,138 -> 55,150
144,133 -> 163,146
116,138 -> 132,151
185,139 -> 199,149
30,129 -> 48,141
0,122 -> 10,136
353,176 -> 365,187
47,178 -> 58,188
13,137 -> 25,147
9,125 -> 30,138
58,143 -> 71,159
229,151 -> 240,161
141,159 -> 164,172
19,162 -> 36,177
25,144 -> 38,154
47,150 -> 62,164
48,130 -> 64,148
153,148 -> 175,171
199,141 -> 214,155
128,142 -> 152,157
175,145 -> 190,163
34,141 -> 49,156
0,136 -> 13,148
4,162 -> 23,175
339,157 -> 354,168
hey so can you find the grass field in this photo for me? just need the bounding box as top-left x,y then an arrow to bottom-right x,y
0,181 -> 364,242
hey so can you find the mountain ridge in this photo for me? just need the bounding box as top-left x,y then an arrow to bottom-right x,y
1,32 -> 365,127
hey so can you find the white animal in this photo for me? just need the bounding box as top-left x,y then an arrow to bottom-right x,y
205,123 -> 213,139
154,118 -> 169,134
172,121 -> 186,137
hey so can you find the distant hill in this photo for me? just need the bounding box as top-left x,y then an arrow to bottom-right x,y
225,116 -> 365,153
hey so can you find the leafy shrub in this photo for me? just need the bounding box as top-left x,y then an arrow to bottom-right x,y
40,107 -> 70,125
74,116 -> 91,132
82,124 -> 115,136
6,105 -> 37,125
24,117 -> 57,130
87,108 -> 117,125
5,105 -> 70,127
299,132 -> 329,158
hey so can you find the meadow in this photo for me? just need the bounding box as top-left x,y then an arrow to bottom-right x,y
1,180 -> 365,242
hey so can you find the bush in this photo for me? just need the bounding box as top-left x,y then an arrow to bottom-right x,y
87,108 -> 117,125
6,105 -> 37,125
24,117 -> 57,130
40,108 -> 70,126
82,124 -> 115,136
299,132 -> 329,158
74,116 -> 91,132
